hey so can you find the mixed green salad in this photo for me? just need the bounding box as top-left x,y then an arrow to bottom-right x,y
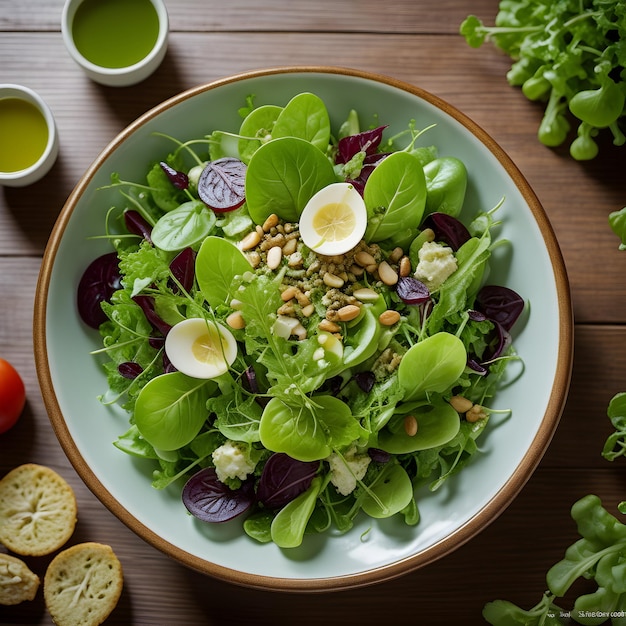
77,91 -> 525,548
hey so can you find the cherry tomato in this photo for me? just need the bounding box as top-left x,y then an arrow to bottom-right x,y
0,358 -> 26,434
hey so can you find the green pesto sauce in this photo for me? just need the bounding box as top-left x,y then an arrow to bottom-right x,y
72,0 -> 159,69
0,98 -> 49,173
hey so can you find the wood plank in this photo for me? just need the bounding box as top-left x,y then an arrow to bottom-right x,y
0,0 -> 498,33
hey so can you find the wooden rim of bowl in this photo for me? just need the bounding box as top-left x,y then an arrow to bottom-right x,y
33,65 -> 573,592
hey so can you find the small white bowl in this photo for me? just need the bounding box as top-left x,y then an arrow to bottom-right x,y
0,84 -> 59,187
61,0 -> 169,88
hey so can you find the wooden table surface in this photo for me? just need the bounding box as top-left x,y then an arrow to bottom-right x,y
2,1 -> 625,624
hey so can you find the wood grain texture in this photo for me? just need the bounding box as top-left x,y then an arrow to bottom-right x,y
1,2 -> 626,624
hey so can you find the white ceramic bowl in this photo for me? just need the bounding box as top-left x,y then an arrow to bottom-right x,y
0,84 -> 59,187
34,67 -> 573,591
61,0 -> 168,87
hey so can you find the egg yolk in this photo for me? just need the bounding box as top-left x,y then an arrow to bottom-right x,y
191,326 -> 228,366
312,202 -> 356,243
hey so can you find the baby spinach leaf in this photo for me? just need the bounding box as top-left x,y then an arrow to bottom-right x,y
195,236 -> 252,308
259,395 -> 361,462
360,462 -> 414,518
271,92 -> 331,152
398,332 -> 467,402
245,137 -> 337,224
151,200 -> 217,251
377,396 -> 460,454
271,476 -> 322,548
363,151 -> 427,243
342,300 -> 385,368
238,104 -> 283,164
134,372 -> 216,451
423,156 -> 468,218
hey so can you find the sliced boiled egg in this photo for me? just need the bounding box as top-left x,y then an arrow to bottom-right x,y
299,182 -> 367,256
165,317 -> 237,379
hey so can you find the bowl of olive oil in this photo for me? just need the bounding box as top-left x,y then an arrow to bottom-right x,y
0,84 -> 59,187
61,0 -> 168,87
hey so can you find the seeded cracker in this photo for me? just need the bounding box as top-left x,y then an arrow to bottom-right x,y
44,542 -> 123,626
0,553 -> 40,605
0,464 -> 77,556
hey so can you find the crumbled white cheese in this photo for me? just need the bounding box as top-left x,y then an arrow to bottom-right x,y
212,440 -> 257,483
413,241 -> 458,290
327,445 -> 371,496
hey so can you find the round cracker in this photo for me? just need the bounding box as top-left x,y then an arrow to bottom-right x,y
0,464 -> 77,556
0,552 -> 40,605
44,542 -> 123,626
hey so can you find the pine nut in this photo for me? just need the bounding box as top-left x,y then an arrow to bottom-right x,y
379,310 -> 401,326
389,247 -> 404,263
266,245 -> 283,270
350,264 -> 365,276
404,415 -> 418,436
281,285 -> 298,301
378,260 -> 398,285
449,395 -> 474,413
262,213 -> 279,232
226,311 -> 245,329
319,319 -> 341,333
355,251 -> 376,267
466,404 -> 487,423
337,304 -> 361,322
399,256 -> 412,277
278,302 -> 295,316
282,238 -> 298,255
301,304 -> 315,317
365,263 -> 378,274
229,298 -> 243,310
353,288 -> 379,302
256,224 -> 265,238
423,228 -> 436,242
323,272 -> 345,288
240,230 -> 261,251
288,251 -> 303,267
295,291 -> 311,306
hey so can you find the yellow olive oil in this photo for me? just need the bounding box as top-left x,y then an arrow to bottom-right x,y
71,0 -> 160,69
0,98 -> 49,173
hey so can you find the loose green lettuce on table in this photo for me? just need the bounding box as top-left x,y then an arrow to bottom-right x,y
460,0 -> 626,160
483,394 -> 626,625
78,92 -> 525,548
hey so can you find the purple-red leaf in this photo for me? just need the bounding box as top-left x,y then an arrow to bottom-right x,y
197,157 -> 247,212
257,453 -> 319,509
368,448 -> 391,463
160,161 -> 189,190
421,212 -> 471,251
336,125 -> 388,164
467,358 -> 488,376
396,276 -> 431,305
169,247 -> 195,293
124,210 -> 153,243
77,252 -> 123,329
132,295 -> 172,337
475,285 -> 524,331
182,467 -> 255,523
118,361 -> 143,379
354,371 -> 376,393
483,321 -> 512,362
